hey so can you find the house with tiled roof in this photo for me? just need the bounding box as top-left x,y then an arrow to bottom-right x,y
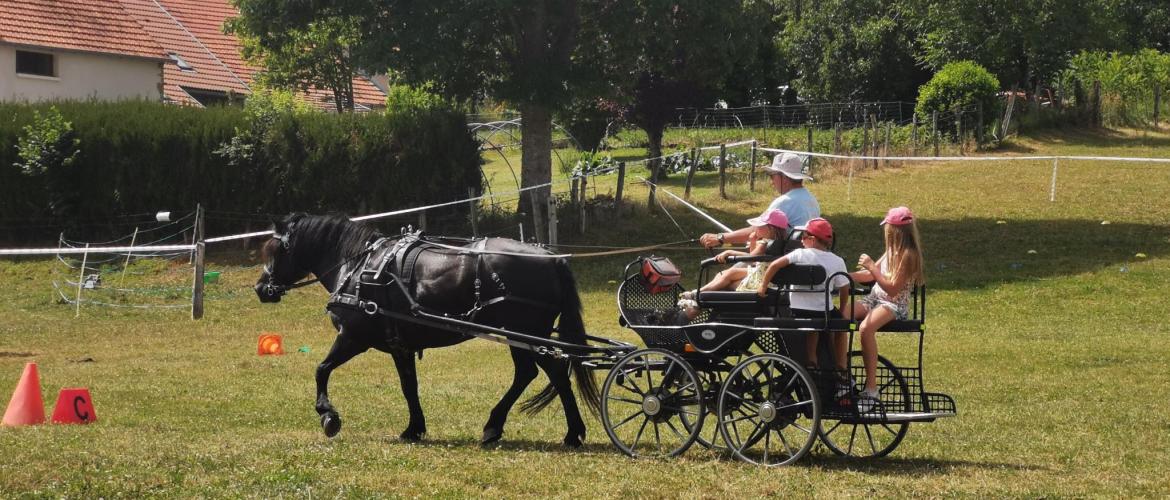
0,0 -> 167,102
1,0 -> 386,110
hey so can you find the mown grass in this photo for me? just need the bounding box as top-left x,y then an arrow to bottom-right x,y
2,128 -> 1169,497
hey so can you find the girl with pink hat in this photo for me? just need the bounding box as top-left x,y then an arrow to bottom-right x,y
679,209 -> 788,314
847,206 -> 926,412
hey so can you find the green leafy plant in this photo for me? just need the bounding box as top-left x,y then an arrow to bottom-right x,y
13,106 -> 81,217
916,61 -> 1001,120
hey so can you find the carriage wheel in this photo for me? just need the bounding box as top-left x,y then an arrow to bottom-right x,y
601,348 -> 703,458
817,353 -> 911,458
717,353 -> 820,466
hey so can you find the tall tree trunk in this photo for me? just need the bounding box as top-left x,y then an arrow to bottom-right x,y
520,102 -> 552,243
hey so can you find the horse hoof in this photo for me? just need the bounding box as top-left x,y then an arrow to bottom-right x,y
481,427 -> 503,446
400,428 -> 426,442
563,433 -> 584,448
321,412 -> 342,438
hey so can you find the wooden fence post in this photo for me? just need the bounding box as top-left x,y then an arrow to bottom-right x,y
569,177 -> 579,205
955,106 -> 963,154
718,143 -> 728,199
1155,84 -> 1161,129
833,122 -> 842,155
547,196 -> 558,245
748,141 -> 757,191
976,103 -> 984,149
647,159 -> 659,209
191,203 -> 205,320
468,187 -> 479,237
1092,80 -> 1102,127
614,161 -> 625,210
869,114 -> 879,169
418,211 -> 427,232
932,111 -> 940,157
911,114 -> 919,155
806,126 -> 813,153
685,148 -> 699,198
883,122 -> 891,167
861,118 -> 869,167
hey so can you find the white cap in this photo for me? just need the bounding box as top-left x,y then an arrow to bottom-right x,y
763,153 -> 813,181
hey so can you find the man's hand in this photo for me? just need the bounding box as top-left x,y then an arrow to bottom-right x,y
699,233 -> 722,248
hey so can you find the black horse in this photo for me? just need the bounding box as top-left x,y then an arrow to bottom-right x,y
254,213 -> 600,446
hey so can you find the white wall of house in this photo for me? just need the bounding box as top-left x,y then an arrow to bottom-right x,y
0,45 -> 163,102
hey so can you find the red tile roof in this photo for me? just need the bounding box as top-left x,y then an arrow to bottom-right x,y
119,0 -> 249,106
0,0 -> 166,60
1,0 -> 386,109
140,0 -> 386,110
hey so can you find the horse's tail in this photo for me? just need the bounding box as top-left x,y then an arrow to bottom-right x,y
519,259 -> 601,416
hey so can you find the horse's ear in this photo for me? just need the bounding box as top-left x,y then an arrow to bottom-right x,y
271,216 -> 288,234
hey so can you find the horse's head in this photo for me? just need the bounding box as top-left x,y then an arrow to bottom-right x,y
255,216 -> 311,303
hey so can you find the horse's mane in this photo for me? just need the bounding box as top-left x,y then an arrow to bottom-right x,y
284,213 -> 381,261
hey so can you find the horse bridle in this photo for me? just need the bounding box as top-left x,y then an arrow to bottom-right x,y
259,230 -> 375,299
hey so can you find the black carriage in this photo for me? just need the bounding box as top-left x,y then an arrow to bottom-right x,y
608,254 -> 956,465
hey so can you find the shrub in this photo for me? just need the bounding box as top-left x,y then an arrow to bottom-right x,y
916,61 -> 1000,119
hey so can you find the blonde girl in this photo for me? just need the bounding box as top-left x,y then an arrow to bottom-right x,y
847,206 -> 925,411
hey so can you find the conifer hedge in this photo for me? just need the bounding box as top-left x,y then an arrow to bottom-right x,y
0,100 -> 481,243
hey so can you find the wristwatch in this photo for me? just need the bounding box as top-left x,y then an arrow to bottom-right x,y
717,233 -> 725,244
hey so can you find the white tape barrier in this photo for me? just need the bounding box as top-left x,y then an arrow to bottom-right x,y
758,147 -> 1170,202
756,147 -> 1170,163
0,244 -> 195,256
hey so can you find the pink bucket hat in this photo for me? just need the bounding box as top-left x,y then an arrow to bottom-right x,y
747,209 -> 789,229
880,206 -> 915,226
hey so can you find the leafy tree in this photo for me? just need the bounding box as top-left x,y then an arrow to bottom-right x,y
778,0 -> 927,101
600,0 -> 771,178
901,0 -> 1110,90
227,10 -> 363,112
232,0 -> 616,241
14,107 -> 81,218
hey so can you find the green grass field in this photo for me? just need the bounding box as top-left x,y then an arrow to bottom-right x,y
2,128 -> 1169,497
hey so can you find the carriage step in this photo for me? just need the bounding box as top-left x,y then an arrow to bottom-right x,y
880,410 -> 955,423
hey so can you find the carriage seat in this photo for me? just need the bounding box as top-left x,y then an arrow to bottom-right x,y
696,264 -> 829,317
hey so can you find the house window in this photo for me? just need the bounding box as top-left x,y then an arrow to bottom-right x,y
168,52 -> 194,72
15,50 -> 56,77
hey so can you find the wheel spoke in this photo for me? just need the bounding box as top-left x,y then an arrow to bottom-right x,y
763,426 -> 770,463
612,410 -> 644,430
607,396 -> 643,406
660,405 -> 700,417
776,427 -> 795,459
823,420 -> 843,438
644,357 -> 655,390
774,399 -> 812,412
789,422 -> 812,436
653,421 -> 662,454
881,423 -> 900,436
864,424 -> 878,455
664,419 -> 687,441
742,420 -> 767,449
632,418 -> 650,452
618,367 -> 646,395
847,424 -> 858,455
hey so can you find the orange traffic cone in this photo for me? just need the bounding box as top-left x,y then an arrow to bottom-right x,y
51,388 -> 96,424
258,333 -> 284,356
2,362 -> 45,426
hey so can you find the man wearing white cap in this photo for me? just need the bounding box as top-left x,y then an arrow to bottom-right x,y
699,152 -> 821,249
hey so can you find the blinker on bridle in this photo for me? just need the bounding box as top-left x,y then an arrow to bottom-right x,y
261,230 -> 322,298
